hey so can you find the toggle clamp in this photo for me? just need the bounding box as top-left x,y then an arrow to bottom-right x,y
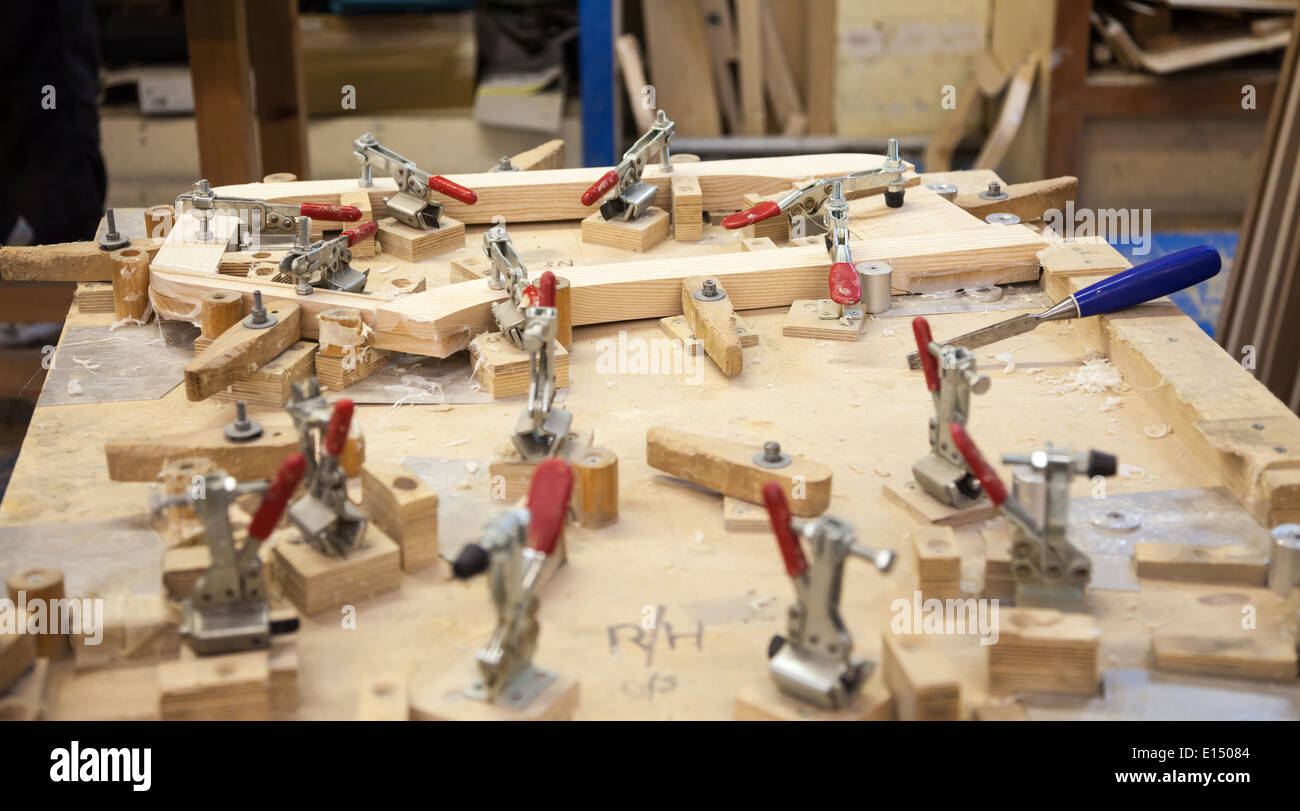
761,483 -> 895,710
512,271 -> 573,461
286,379 -> 367,557
150,455 -> 306,655
951,423 -> 1117,610
911,316 -> 991,509
277,217 -> 377,295
176,178 -> 364,249
483,225 -> 537,348
353,133 -> 478,230
450,458 -> 573,709
580,109 -> 675,221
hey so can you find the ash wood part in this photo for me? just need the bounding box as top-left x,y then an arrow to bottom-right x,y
0,630 -> 35,695
158,650 -> 271,721
74,282 -> 115,314
409,661 -> 579,721
681,276 -> 743,376
989,608 -> 1100,697
375,216 -> 466,262
882,634 -> 962,721
509,139 -> 566,172
646,426 -> 832,517
781,300 -> 866,342
955,176 -> 1078,222
1134,542 -> 1267,586
0,239 -> 163,283
263,173 -> 298,183
110,247 -> 152,322
580,208 -> 671,252
213,341 -> 317,408
105,417 -> 298,482
883,480 -> 997,528
572,447 -> 619,529
184,300 -> 301,401
358,670 -> 410,720
6,567 -> 69,660
469,333 -> 570,399
671,175 -> 704,242
1151,634 -> 1298,681
734,674 -> 894,721
912,528 -> 963,601
361,463 -> 440,573
163,546 -> 211,600
201,290 -> 244,339
271,527 -> 401,615
723,496 -> 769,532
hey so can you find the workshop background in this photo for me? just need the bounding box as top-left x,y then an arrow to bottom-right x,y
1,0 -> 1297,498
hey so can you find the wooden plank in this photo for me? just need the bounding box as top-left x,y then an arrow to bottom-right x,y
804,0 -> 835,134
158,650 -> 270,721
1135,542 -> 1268,586
615,34 -> 655,133
0,239 -> 164,283
641,0 -> 723,136
974,53 -> 1040,171
646,426 -> 832,516
671,175 -> 704,241
409,662 -> 579,721
681,276 -> 743,376
912,527 -> 963,600
954,176 -> 1078,222
105,417 -> 299,482
734,675 -> 894,721
509,139 -> 566,172
245,0 -> 308,180
184,301 -> 302,401
758,0 -> 807,135
272,527 -> 401,615
698,0 -> 742,132
737,0 -> 766,134
183,0 -> 262,186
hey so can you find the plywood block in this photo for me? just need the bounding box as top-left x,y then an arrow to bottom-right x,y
163,545 -> 211,600
580,207 -> 670,252
1152,634 -> 1298,681
671,175 -> 704,241
989,608 -> 1100,697
723,496 -> 768,532
884,480 -> 997,527
0,630 -> 35,695
782,300 -> 867,341
974,699 -> 1029,721
740,192 -> 790,241
468,332 -> 570,399
646,426 -> 832,517
409,661 -> 579,721
105,416 -> 299,482
375,216 -> 466,262
362,463 -> 439,573
316,346 -> 398,391
450,254 -> 489,283
358,669 -> 410,720
213,340 -> 318,408
269,643 -> 299,716
913,527 -> 963,600
185,300 -> 302,401
489,460 -> 539,503
981,523 -> 1016,603
74,282 -> 115,314
272,527 -> 401,615
158,650 -> 271,720
734,675 -> 894,721
882,634 -> 961,720
1135,543 -> 1267,587
1037,238 -> 1132,278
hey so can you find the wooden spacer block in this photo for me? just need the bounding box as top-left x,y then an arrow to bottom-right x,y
358,670 -> 410,720
912,527 -> 963,600
682,276 -> 743,376
739,192 -> 789,242
646,426 -> 832,517
106,416 -> 299,482
316,347 -> 397,391
580,207 -> 670,252
70,594 -> 180,669
6,567 -> 70,660
989,608 -> 1100,697
1134,543 -> 1268,587
200,290 -> 244,340
74,281 -> 115,314
0,628 -> 36,695
572,446 -> 618,529
554,275 -> 572,349
882,634 -> 962,720
1151,634 -> 1298,681
184,300 -> 302,401
269,641 -> 300,717
145,205 -> 176,239
375,216 -> 466,261
409,661 -> 579,721
110,246 -> 152,322
741,236 -> 778,252
361,463 -> 440,573
671,174 -> 704,241
723,496 -> 769,532
954,176 -> 1078,222
782,300 -> 867,342
158,650 -> 272,721
981,523 -> 1016,603
884,480 -> 996,528
213,341 -> 318,408
469,332 -> 570,399
659,313 -> 758,354
1037,239 -> 1132,278
338,191 -> 375,257
734,675 -> 894,721
271,527 -> 401,615
162,546 -> 212,600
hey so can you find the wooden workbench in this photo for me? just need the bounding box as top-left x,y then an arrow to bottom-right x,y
3,170 -> 1298,721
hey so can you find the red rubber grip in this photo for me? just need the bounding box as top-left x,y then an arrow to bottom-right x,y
538,271 -> 557,308
913,317 -> 940,392
343,221 -> 378,245
324,399 -> 354,458
526,458 -> 572,556
249,453 -> 307,541
521,285 -> 539,307
762,482 -> 807,578
828,262 -> 861,305
581,170 -> 618,206
722,200 -> 781,230
299,203 -> 362,222
948,423 -> 1007,505
428,175 -> 478,205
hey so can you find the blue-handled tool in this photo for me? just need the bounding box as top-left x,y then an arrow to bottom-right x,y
905,245 -> 1220,370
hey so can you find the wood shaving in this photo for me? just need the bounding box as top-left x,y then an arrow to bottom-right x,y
880,327 -> 896,337
1030,352 -> 1128,395
66,378 -> 83,396
442,437 -> 471,447
1143,423 -> 1172,439
72,357 -> 100,372
1099,396 -> 1122,412
993,350 -> 1016,374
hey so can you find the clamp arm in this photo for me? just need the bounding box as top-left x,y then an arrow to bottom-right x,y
949,422 -> 1038,537
580,110 -> 675,207
249,453 -> 307,541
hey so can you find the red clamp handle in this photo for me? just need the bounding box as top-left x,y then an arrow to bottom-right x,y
521,285 -> 539,307
581,170 -> 618,206
299,203 -> 362,222
912,317 -> 940,393
828,262 -> 861,305
538,271 -> 557,308
762,482 -> 807,578
249,453 -> 307,541
324,398 -> 354,458
526,458 -> 573,556
342,220 -> 378,246
428,175 -> 478,205
722,200 -> 782,230
948,423 -> 1007,505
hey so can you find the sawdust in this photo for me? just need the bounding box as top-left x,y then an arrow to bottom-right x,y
1143,423 -> 1172,439
1030,352 -> 1129,396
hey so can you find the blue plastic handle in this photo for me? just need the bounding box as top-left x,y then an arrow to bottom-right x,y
1072,245 -> 1221,318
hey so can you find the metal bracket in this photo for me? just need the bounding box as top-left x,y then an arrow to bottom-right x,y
913,342 -> 990,508
512,305 -> 571,461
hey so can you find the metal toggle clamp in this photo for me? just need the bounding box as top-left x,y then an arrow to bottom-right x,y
483,225 -> 537,348
580,109 -> 676,221
277,218 -> 377,295
353,133 -> 478,230
286,379 -> 367,557
176,178 -> 364,249
511,272 -> 573,461
911,316 -> 991,509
